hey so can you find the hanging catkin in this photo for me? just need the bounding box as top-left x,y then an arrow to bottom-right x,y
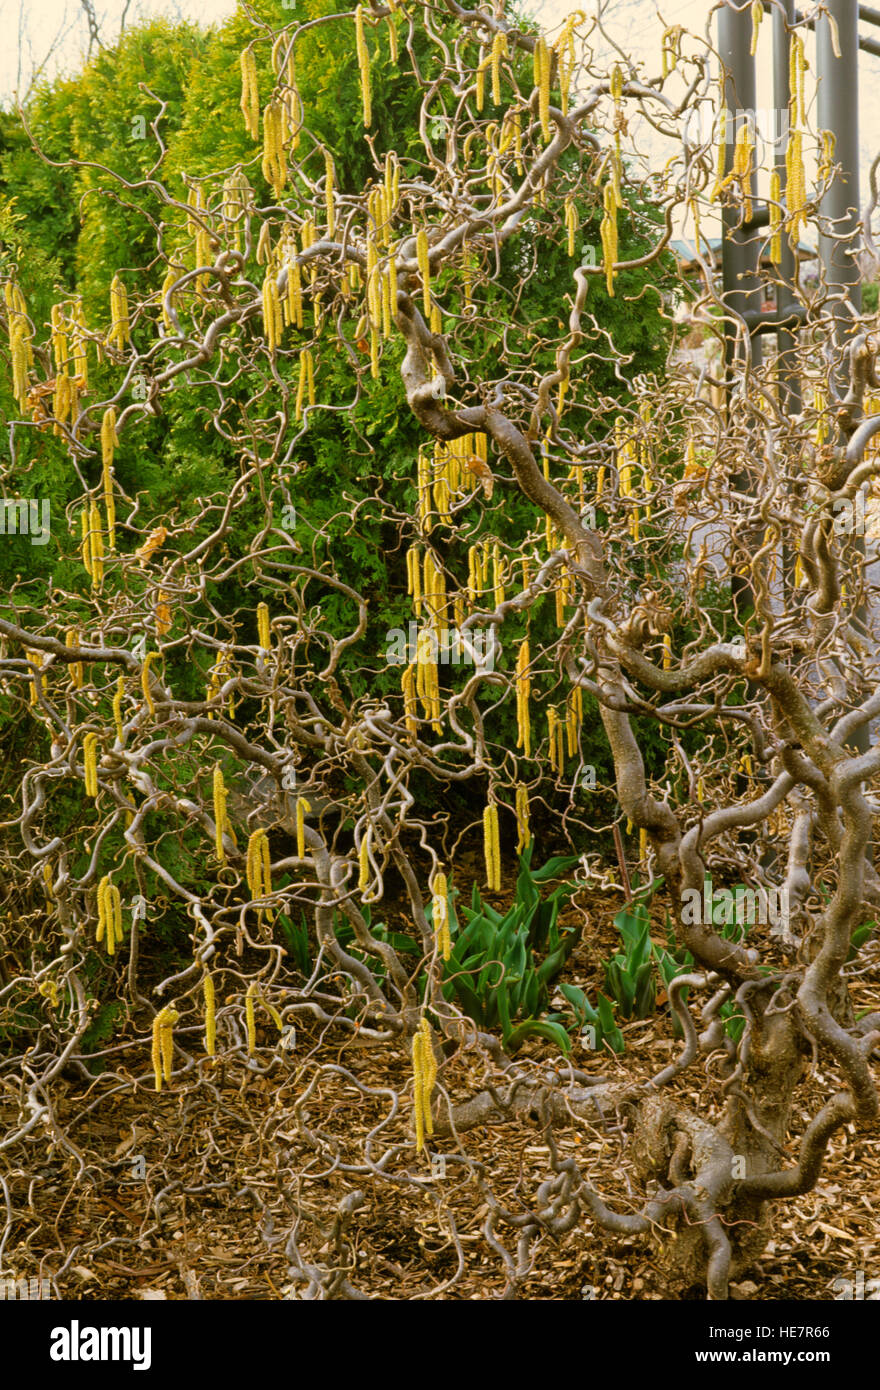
515,784 -> 531,853
213,765 -> 227,862
431,871 -> 451,959
355,5 -> 372,127
240,47 -> 260,139
411,1016 -> 436,1151
516,638 -> 532,758
101,408 -> 118,550
203,973 -> 216,1056
534,36 -> 551,142
483,800 -> 501,892
109,275 -> 130,350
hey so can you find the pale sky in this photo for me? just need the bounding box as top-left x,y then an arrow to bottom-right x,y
2,0 -> 879,248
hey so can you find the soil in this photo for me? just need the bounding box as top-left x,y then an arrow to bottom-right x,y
2,860 -> 878,1302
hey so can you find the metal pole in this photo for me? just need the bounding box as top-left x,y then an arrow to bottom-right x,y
817,0 -> 862,373
718,0 -> 762,629
761,1 -> 880,58
718,0 -> 764,387
773,0 -> 801,415
817,0 -> 869,765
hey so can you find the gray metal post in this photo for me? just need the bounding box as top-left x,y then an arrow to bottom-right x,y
817,0 -> 862,378
718,0 -> 764,387
773,0 -> 801,415
817,0 -> 869,765
718,0 -> 762,632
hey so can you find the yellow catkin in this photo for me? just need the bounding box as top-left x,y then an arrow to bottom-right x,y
564,197 -> 578,257
262,272 -> 282,353
84,499 -> 102,589
475,54 -> 488,112
246,983 -> 257,1055
416,228 -> 431,319
515,783 -> 531,853
786,128 -> 805,244
419,1017 -> 435,1137
358,830 -> 370,890
240,47 -> 260,139
204,973 -> 216,1056
750,0 -> 763,55
257,601 -> 271,650
402,663 -> 418,734
661,28 -> 672,78
247,828 -> 262,897
412,1017 -> 436,1151
432,871 -> 451,959
112,675 -> 125,742
769,168 -> 782,263
109,275 -> 130,350
516,638 -> 532,759
153,589 -> 171,638
261,100 -> 286,197
566,687 -> 580,757
256,220 -> 272,266
105,878 -> 122,954
26,649 -> 42,707
386,13 -> 398,61
355,5 -> 372,127
818,129 -> 836,184
151,1012 -> 164,1091
732,121 -> 754,222
710,101 -> 727,202
160,263 -> 179,333
97,876 -> 108,946
324,151 -> 336,238
100,408 -> 118,550
491,31 -> 507,105
407,544 -> 423,616
600,180 -> 618,296
66,628 -> 84,689
213,765 -> 227,862
483,800 -> 501,892
141,652 -> 159,716
83,732 -> 99,798
548,708 -> 558,773
6,280 -> 33,410
10,324 -> 29,408
534,36 -> 551,142
51,302 -> 68,373
490,543 -> 503,609
412,1027 -> 426,1150
296,797 -> 311,858
288,256 -> 303,329
790,32 -> 806,129
152,1006 -> 179,1091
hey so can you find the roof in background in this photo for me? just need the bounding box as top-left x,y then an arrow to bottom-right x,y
670,237 -> 816,270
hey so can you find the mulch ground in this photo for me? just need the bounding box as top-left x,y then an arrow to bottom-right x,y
2,862 -> 878,1301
